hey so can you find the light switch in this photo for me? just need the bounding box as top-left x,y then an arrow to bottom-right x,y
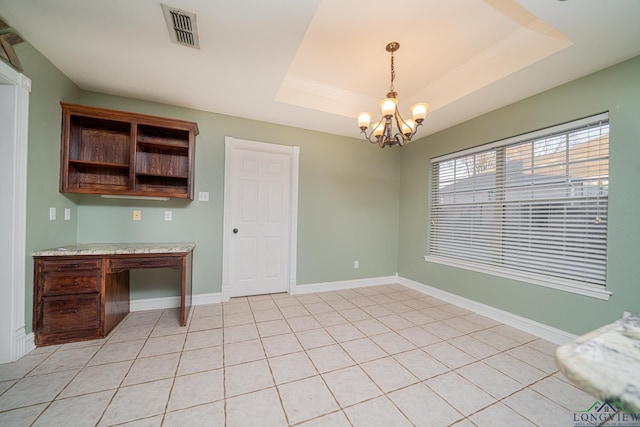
64,208 -> 71,221
49,207 -> 56,221
198,191 -> 209,202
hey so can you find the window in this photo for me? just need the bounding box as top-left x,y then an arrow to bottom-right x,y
427,113 -> 610,299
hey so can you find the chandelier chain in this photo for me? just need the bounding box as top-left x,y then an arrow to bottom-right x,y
390,51 -> 395,92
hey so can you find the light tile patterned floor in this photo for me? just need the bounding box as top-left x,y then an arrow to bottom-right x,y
0,284 -> 594,426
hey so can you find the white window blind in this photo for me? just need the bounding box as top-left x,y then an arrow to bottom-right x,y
428,113 -> 610,296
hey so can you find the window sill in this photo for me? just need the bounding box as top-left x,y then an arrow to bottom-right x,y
423,255 -> 612,300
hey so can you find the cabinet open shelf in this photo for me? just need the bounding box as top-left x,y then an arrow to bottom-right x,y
138,125 -> 190,153
69,160 -> 130,169
69,115 -> 130,166
67,162 -> 130,192
60,103 -> 198,199
137,140 -> 189,155
136,171 -> 189,179
135,151 -> 189,179
135,175 -> 189,195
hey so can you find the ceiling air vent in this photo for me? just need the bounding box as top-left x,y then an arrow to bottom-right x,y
161,3 -> 200,49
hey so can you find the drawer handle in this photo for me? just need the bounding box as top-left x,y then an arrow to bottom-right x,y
137,261 -> 156,265
57,264 -> 80,271
59,308 -> 79,314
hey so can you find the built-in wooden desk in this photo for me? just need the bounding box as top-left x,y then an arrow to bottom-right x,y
33,243 -> 194,346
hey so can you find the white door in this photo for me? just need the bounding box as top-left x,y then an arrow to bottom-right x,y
223,137 -> 299,298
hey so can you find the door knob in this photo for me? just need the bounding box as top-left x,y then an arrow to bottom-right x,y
233,228 -> 238,234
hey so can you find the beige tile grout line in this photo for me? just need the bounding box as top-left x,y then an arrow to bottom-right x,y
1,285 -> 566,426
223,286 -> 553,426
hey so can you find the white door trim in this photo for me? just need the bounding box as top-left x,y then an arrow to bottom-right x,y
222,137 -> 299,301
0,60 -> 31,362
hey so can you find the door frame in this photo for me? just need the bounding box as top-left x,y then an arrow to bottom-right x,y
0,59 -> 31,362
221,136 -> 299,301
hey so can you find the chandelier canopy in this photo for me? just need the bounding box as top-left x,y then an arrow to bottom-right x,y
357,42 -> 429,148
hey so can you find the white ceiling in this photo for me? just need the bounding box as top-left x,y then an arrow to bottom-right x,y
1,0 -> 639,139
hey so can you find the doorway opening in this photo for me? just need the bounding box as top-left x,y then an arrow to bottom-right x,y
0,60 -> 31,362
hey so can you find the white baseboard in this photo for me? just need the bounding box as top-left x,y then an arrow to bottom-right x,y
23,332 -> 35,356
293,275 -> 398,295
130,296 -> 180,312
13,332 -> 36,361
397,276 -> 576,345
115,277 -> 575,345
193,293 -> 223,305
130,293 -> 222,312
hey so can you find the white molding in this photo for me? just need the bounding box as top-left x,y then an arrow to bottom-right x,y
0,60 -> 31,89
293,275 -> 398,295
221,138 -> 233,302
193,292 -> 223,306
0,61 -> 31,363
130,293 -> 223,312
397,276 -> 577,345
222,137 -> 299,300
21,333 -> 36,356
288,146 -> 300,296
424,255 -> 611,301
221,283 -> 231,303
128,277 -> 576,344
130,296 -> 181,312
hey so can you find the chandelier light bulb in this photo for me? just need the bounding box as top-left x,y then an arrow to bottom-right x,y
401,119 -> 415,136
373,121 -> 385,137
411,103 -> 429,122
380,98 -> 398,117
358,112 -> 372,130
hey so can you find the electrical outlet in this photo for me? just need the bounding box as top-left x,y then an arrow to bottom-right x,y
354,260 -> 359,269
198,191 -> 209,202
164,210 -> 172,221
49,207 -> 56,221
64,208 -> 71,221
133,210 -> 141,221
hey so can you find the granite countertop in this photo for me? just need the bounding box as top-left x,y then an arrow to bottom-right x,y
555,313 -> 640,413
33,242 -> 196,257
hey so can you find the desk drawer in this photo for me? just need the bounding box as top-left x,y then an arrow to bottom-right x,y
42,274 -> 99,295
39,258 -> 102,274
109,256 -> 182,271
41,294 -> 100,333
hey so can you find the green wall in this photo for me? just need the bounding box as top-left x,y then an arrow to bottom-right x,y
397,56 -> 640,335
75,92 -> 401,299
15,43 -> 81,332
16,42 -> 400,329
16,36 -> 639,337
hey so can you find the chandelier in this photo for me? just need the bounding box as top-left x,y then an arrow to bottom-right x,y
357,42 -> 429,148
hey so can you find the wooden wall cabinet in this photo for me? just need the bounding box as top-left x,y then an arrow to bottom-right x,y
60,103 -> 199,199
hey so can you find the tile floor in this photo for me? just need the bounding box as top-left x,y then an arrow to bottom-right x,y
0,284 -> 594,426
